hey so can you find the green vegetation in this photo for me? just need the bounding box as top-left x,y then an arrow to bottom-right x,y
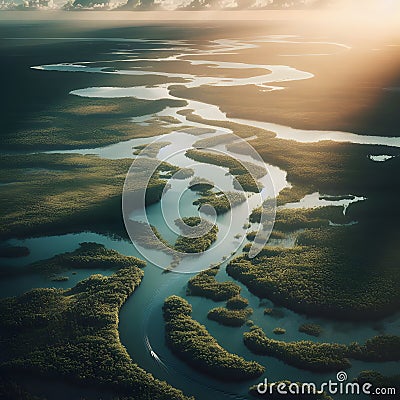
30,242 -> 146,277
246,230 -> 285,243
0,246 -> 30,258
221,120 -> 400,320
275,207 -> 349,231
0,154 -> 181,240
270,231 -> 286,240
185,149 -> 265,192
193,191 -> 246,215
224,120 -> 398,199
299,324 -> 323,337
227,295 -> 249,310
0,375 -> 45,400
171,168 -> 195,180
188,177 -> 214,192
174,217 -> 218,253
158,116 -> 182,125
176,111 -> 271,140
320,194 -> 355,201
50,276 -> 69,282
244,325 -> 350,372
2,96 -> 187,150
348,335 -> 400,361
179,127 -> 216,136
276,186 -> 311,206
193,133 -> 237,149
250,206 -> 348,230
132,141 -> 171,157
273,327 -> 286,335
244,326 -> 400,372
163,295 -> 265,381
0,254 -> 191,400
263,308 -> 285,318
208,307 -> 253,327
187,267 -> 241,301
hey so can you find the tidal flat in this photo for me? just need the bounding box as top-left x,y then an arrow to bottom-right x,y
0,16 -> 399,400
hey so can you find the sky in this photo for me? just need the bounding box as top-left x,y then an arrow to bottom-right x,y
3,0 -> 400,15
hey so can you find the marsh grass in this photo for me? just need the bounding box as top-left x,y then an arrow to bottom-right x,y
174,217 -> 218,253
193,191 -> 246,215
229,224 -> 400,319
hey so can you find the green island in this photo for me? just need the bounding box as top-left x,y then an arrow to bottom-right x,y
185,149 -> 264,192
208,294 -> 253,327
188,177 -> 214,191
275,186 -> 312,206
174,217 -> 218,253
272,327 -> 286,335
244,325 -> 400,372
0,245 -> 30,258
244,325 -> 350,372
163,295 -> 265,381
233,173 -> 263,193
249,381 -> 333,400
187,267 -> 241,301
50,275 -> 69,282
124,220 -> 172,252
0,250 -> 191,400
193,191 -> 246,215
208,306 -> 253,327
298,324 -> 323,337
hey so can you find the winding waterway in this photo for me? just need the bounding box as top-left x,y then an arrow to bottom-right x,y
2,34 -> 399,399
